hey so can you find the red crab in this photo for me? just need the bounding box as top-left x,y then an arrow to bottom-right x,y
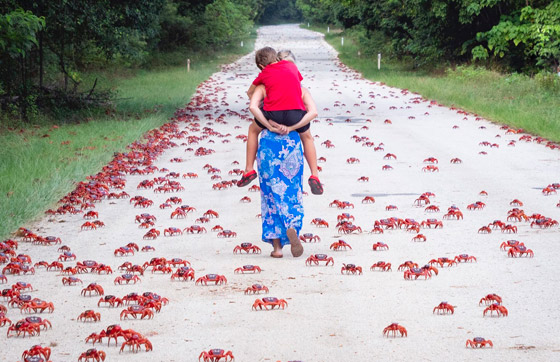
433,301 -> 454,314
184,225 -> 207,234
403,267 -> 430,280
341,263 -> 362,275
79,348 -> 106,361
362,196 -> 375,204
383,323 -> 407,337
233,243 -> 261,254
248,185 -> 261,192
510,199 -> 523,206
22,345 -> 52,360
244,284 -> 269,295
234,265 -> 261,274
382,164 -> 393,171
78,310 -> 101,322
467,201 -> 486,210
20,298 -> 55,313
443,209 -> 463,220
421,219 -> 443,228
171,266 -> 195,281
167,258 -> 190,267
170,209 -> 187,219
98,295 -> 123,308
370,261 -> 392,271
119,333 -> 153,353
454,254 -> 477,263
330,240 -> 352,251
483,303 -> 508,317
203,209 -> 219,218
240,196 -> 251,203
398,261 -> 418,271
46,261 -> 62,271
337,224 -> 362,234
450,158 -> 462,164
252,297 -> 287,310
422,165 -> 439,172
478,226 -> 492,234
95,264 -> 113,274
164,227 -> 183,236
479,294 -> 502,306
429,257 -> 456,267
347,157 -> 360,164
114,247 -> 134,257
337,213 -> 355,222
305,254 -> 334,266
82,283 -> 104,296
199,349 -> 234,362
466,337 -> 493,348
299,233 -> 321,242
424,205 -> 440,212
83,211 -> 99,219
372,242 -> 389,251
11,281 -> 33,292
501,224 -> 517,233
7,319 -> 39,337
58,251 -> 76,261
114,274 -> 141,285
62,276 -> 82,285
310,218 -> 329,227
195,274 -> 227,285
143,229 -> 160,240
357,176 -> 369,182
414,195 -> 431,206
217,230 -> 237,238
500,240 -> 523,250
411,234 -> 426,242
507,245 -> 533,257
120,305 -> 154,320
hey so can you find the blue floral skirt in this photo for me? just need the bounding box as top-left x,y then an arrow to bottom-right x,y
257,130 -> 304,246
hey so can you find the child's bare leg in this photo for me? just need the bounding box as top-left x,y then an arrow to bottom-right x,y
299,130 -> 319,177
244,122 -> 262,174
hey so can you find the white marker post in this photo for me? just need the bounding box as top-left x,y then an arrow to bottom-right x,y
327,26 -> 330,33
341,37 -> 344,46
187,59 -> 190,72
378,53 -> 381,70
241,41 -> 244,47
307,23 -> 309,28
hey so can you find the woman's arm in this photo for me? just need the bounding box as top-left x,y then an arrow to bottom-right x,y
285,87 -> 318,132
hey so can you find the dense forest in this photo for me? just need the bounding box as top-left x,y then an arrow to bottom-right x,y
1,0 -> 558,121
297,0 -> 559,71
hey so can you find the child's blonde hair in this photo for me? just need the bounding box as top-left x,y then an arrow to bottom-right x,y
277,50 -> 296,63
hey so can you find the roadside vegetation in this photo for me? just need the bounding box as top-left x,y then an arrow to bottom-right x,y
312,26 -> 560,142
0,38 -> 256,240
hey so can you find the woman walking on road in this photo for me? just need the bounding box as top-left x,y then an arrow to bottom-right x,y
249,81 -> 318,258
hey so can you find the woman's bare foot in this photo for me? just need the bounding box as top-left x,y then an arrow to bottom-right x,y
270,239 -> 283,258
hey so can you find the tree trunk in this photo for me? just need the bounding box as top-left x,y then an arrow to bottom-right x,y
39,31 -> 44,89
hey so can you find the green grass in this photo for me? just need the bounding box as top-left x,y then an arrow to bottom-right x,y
309,25 -> 560,142
0,38 -> 255,240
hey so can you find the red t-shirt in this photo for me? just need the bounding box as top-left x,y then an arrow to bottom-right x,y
252,60 -> 305,111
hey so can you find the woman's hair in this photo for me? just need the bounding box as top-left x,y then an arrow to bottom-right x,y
255,47 -> 278,68
277,50 -> 296,63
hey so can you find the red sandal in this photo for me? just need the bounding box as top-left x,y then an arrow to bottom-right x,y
237,170 -> 257,187
308,176 -> 323,195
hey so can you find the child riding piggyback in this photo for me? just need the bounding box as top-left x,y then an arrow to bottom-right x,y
238,47 -> 322,195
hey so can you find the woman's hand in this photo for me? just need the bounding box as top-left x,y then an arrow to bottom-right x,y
268,120 -> 289,135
